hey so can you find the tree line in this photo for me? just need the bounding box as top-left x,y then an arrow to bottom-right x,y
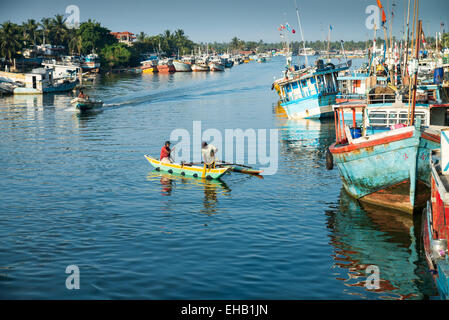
1,15 -> 449,71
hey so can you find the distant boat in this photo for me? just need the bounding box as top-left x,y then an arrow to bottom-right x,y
81,53 -> 100,73
157,58 -> 176,73
209,57 -> 225,71
141,59 -> 158,73
192,56 -> 210,72
173,60 -> 192,72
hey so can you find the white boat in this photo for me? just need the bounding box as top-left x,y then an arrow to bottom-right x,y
208,56 -> 225,71
192,56 -> 210,72
173,60 -> 192,72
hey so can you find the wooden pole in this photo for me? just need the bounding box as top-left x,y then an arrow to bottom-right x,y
410,20 -> 422,126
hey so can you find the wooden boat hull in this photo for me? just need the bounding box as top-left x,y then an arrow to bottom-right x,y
142,66 -> 158,73
191,64 -> 209,72
144,155 -> 229,179
209,62 -> 225,71
157,65 -> 176,73
329,125 -> 439,213
281,93 -> 337,119
173,60 -> 192,72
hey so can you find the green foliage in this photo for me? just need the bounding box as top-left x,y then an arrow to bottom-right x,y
443,33 -> 449,48
0,21 -> 22,63
100,42 -> 139,70
77,20 -> 117,54
132,29 -> 195,57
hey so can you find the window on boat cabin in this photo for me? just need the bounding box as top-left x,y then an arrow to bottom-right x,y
286,84 -> 292,92
292,81 -> 299,90
310,77 -> 316,84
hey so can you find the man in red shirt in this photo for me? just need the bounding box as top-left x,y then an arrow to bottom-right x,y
160,141 -> 173,163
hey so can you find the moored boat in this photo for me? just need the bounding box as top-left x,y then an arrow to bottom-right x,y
141,59 -> 159,73
157,58 -> 176,73
423,144 -> 449,299
328,103 -> 440,213
173,60 -> 192,72
208,56 -> 225,71
145,155 -> 229,179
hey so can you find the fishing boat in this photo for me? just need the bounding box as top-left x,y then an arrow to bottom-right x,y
328,102 -> 440,214
81,54 -> 100,73
423,145 -> 449,299
140,59 -> 158,73
173,60 -> 192,72
144,155 -> 229,179
157,58 -> 176,73
71,97 -> 103,112
192,56 -> 210,72
273,59 -> 351,119
208,56 -> 225,71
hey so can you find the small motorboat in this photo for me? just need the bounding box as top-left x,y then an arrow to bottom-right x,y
71,97 -> 103,112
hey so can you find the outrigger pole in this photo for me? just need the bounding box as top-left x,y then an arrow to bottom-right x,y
294,0 -> 308,66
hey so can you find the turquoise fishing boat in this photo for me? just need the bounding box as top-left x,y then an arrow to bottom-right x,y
273,59 -> 351,119
328,104 -> 440,213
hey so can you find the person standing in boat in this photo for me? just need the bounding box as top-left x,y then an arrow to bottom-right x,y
160,141 -> 173,164
202,142 -> 218,167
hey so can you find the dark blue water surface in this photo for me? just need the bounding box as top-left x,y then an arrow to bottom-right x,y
0,57 -> 438,299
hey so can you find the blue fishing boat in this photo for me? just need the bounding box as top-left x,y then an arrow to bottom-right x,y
328,103 -> 440,214
273,59 -> 351,119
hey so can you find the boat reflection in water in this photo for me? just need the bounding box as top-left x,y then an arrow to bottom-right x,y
146,171 -> 231,215
327,189 -> 437,299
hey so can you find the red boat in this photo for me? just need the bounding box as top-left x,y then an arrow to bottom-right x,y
157,59 -> 176,73
423,145 -> 449,299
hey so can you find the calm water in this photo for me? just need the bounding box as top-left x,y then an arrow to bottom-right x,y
0,57 -> 438,299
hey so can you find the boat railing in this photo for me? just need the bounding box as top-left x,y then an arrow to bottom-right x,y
367,93 -> 396,104
337,93 -> 367,102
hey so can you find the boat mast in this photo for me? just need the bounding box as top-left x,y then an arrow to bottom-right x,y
294,0 -> 308,66
410,19 -> 422,126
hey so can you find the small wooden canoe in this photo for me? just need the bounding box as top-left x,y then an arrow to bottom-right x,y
144,155 -> 229,180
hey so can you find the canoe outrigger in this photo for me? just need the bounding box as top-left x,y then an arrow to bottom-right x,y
70,97 -> 103,112
144,155 -> 230,180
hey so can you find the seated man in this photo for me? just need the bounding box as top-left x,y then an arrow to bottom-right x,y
78,90 -> 86,99
201,142 -> 218,167
160,141 -> 173,163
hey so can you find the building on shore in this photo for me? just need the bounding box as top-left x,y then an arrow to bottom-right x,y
110,31 -> 136,46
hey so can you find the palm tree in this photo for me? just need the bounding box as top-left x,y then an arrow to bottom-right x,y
0,22 -> 22,64
21,19 -> 39,47
136,31 -> 146,42
40,17 -> 52,44
68,32 -> 82,55
51,14 -> 69,46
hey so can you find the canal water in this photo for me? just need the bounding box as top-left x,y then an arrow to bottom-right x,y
0,56 -> 438,299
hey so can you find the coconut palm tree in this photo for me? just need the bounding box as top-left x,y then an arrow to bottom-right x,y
51,14 -> 69,46
0,22 -> 22,64
68,32 -> 82,55
21,19 -> 39,47
136,31 -> 146,42
40,17 -> 52,44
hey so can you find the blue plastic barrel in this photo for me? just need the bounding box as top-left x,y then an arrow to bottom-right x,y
350,128 -> 362,139
434,68 -> 444,84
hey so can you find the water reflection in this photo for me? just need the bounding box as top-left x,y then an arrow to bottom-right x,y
327,189 -> 437,299
147,171 -> 231,215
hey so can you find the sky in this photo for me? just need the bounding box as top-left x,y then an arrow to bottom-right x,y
0,0 -> 448,43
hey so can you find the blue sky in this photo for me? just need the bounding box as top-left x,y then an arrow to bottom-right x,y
1,0 -> 448,42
